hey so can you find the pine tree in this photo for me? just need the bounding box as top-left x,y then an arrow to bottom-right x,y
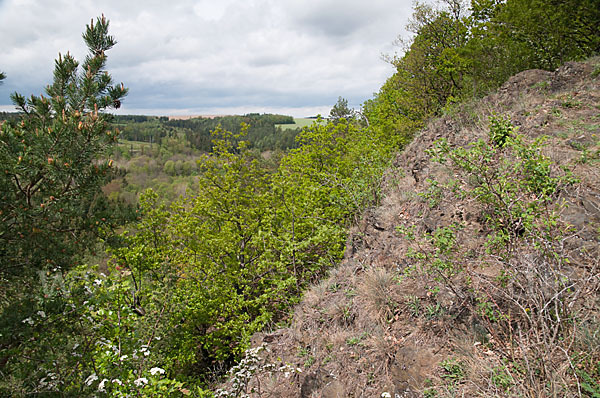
329,96 -> 355,123
0,15 -> 128,278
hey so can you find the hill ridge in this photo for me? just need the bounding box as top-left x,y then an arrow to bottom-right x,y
218,58 -> 600,397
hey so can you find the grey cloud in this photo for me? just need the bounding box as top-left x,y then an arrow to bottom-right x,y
284,0 -> 394,39
247,54 -> 287,68
1,0 -> 414,116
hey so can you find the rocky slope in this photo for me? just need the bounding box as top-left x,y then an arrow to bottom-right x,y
218,58 -> 600,397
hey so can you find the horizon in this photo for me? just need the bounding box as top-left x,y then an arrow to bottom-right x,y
0,105 -> 328,120
0,0 -> 412,118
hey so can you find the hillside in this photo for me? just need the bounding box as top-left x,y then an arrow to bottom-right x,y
2,2 -> 599,395
217,59 -> 600,397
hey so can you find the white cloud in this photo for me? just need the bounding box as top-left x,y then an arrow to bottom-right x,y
0,0 -> 413,117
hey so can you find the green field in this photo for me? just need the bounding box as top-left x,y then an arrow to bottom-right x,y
119,139 -> 153,150
276,118 -> 323,131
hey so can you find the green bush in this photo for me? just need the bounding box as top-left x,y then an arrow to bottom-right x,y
428,114 -> 578,256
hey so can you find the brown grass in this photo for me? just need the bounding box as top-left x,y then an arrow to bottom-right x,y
218,58 -> 600,398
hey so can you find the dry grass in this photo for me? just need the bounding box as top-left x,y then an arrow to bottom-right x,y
218,58 -> 600,398
358,267 -> 397,323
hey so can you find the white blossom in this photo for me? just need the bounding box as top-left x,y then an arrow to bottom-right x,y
22,317 -> 34,325
37,310 -> 46,318
98,378 -> 108,392
85,374 -> 98,386
150,367 -> 165,375
381,393 -> 392,398
39,372 -> 58,388
112,379 -> 123,386
134,377 -> 148,386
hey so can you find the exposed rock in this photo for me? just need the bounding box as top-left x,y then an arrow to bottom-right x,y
224,58 -> 600,398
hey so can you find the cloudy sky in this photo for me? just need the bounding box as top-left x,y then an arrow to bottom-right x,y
0,0 -> 413,117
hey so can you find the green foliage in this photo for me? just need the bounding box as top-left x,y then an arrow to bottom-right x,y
406,295 -> 422,318
0,264 -> 195,396
429,115 -> 577,255
104,115 -> 399,387
401,1 -> 471,111
428,225 -> 462,279
425,302 -> 444,320
440,358 -> 466,383
166,127 -> 292,362
420,178 -> 444,208
400,222 -> 464,298
275,118 -> 395,279
0,17 -> 164,397
476,296 -> 507,322
491,365 -> 514,391
0,16 -> 129,279
400,115 -> 590,394
488,114 -> 515,147
362,70 -> 424,144
0,190 -> 209,395
377,0 -> 600,124
346,336 -> 362,346
494,0 -> 599,69
473,0 -> 599,85
578,362 -> 600,397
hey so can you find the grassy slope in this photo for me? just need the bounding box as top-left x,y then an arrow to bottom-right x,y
218,59 -> 600,397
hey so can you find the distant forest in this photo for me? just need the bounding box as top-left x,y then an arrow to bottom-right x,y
0,111 -> 301,152
112,113 -> 299,152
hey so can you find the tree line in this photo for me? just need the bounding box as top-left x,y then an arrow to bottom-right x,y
111,113 -> 299,153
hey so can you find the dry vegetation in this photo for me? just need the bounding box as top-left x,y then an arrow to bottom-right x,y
216,59 -> 600,397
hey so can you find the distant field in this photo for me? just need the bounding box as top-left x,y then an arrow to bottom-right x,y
119,139 -> 153,151
276,118 -> 323,131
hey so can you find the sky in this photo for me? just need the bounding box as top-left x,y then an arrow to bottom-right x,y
0,0 -> 413,117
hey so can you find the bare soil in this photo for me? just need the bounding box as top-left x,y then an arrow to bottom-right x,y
221,58 -> 600,397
